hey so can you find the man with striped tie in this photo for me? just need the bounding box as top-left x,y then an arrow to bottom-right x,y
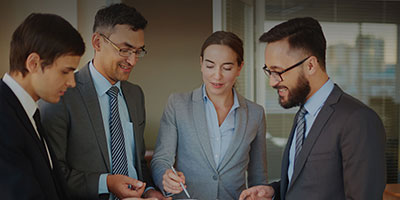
240,17 -> 386,200
40,3 -> 164,200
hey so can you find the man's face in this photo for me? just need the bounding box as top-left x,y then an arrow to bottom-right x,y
31,54 -> 80,103
94,24 -> 145,85
264,39 -> 310,109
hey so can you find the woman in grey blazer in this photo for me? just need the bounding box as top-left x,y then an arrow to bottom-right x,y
151,31 -> 268,200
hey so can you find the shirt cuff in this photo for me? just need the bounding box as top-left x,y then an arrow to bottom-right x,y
98,173 -> 110,194
161,189 -> 174,197
144,186 -> 155,193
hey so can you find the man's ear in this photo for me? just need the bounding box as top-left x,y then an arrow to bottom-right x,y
92,33 -> 102,52
25,52 -> 41,73
306,56 -> 319,75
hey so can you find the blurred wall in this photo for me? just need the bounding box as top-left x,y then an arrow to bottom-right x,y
0,0 -> 212,149
0,0 -> 78,76
124,0 -> 212,149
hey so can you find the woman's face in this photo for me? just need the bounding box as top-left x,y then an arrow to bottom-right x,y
201,44 -> 243,98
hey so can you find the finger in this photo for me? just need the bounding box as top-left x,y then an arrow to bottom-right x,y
135,184 -> 146,197
258,189 -> 266,197
162,179 -> 181,192
239,189 -> 251,200
163,175 -> 181,188
162,170 -> 180,187
125,177 -> 144,189
167,170 -> 184,183
177,171 -> 186,184
163,183 -> 183,194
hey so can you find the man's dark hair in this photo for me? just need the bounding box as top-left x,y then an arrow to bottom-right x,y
259,17 -> 327,69
93,3 -> 147,33
10,13 -> 85,76
200,31 -> 244,65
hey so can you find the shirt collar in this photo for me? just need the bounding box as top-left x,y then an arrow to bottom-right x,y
304,78 -> 334,116
89,61 -> 122,97
3,73 -> 38,118
202,84 -> 240,111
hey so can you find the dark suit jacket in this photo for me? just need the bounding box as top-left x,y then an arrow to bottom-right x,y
39,64 -> 153,200
0,80 -> 69,200
271,84 -> 386,200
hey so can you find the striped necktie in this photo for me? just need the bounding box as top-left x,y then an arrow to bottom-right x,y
106,86 -> 129,177
295,106 -> 307,160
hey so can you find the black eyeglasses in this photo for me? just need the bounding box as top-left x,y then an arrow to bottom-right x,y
99,33 -> 147,58
263,56 -> 311,82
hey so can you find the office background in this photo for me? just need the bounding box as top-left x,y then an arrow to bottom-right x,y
1,0 -> 400,186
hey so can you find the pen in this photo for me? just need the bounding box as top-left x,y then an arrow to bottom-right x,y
171,165 -> 191,198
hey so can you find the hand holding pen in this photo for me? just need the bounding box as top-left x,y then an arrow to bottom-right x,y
162,166 -> 191,198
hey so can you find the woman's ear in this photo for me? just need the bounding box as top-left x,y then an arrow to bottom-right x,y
237,61 -> 244,76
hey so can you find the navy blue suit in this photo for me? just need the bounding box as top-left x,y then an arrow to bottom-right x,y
0,80 -> 69,200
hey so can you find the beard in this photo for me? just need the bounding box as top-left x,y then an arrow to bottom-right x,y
276,72 -> 310,109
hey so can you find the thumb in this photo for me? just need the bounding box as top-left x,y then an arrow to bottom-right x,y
127,178 -> 144,189
258,189 -> 266,197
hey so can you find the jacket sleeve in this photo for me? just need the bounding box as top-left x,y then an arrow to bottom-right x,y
247,106 -> 268,187
340,107 -> 386,200
40,98 -> 103,200
150,94 -> 178,192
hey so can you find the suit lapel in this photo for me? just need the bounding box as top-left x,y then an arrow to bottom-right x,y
76,65 -> 110,171
287,85 -> 342,190
192,87 -> 218,171
218,92 -> 248,171
0,80 -> 51,168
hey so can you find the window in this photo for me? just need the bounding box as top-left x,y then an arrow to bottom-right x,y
216,0 -> 400,183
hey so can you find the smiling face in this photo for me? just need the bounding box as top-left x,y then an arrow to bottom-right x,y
201,44 -> 243,98
93,24 -> 145,85
30,54 -> 80,103
265,39 -> 311,108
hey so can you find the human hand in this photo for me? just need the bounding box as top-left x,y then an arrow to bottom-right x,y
162,169 -> 186,194
239,185 -> 274,200
143,189 -> 172,200
107,174 -> 146,199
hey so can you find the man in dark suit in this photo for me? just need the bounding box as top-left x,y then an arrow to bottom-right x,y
0,13 -> 85,199
240,17 -> 386,200
40,4 -> 164,200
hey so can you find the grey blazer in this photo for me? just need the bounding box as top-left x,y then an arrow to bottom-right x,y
270,84 -> 386,200
39,64 -> 153,200
151,87 -> 267,200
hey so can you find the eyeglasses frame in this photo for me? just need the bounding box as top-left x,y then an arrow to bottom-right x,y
263,56 -> 311,82
99,33 -> 147,58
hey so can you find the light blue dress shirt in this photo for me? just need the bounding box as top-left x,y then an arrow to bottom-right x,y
287,79 -> 334,183
89,62 -> 138,195
202,85 -> 239,168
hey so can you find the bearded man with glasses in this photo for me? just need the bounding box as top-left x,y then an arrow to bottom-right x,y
240,17 -> 386,200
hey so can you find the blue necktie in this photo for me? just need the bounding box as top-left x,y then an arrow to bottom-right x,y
295,106 -> 307,160
106,86 -> 129,177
